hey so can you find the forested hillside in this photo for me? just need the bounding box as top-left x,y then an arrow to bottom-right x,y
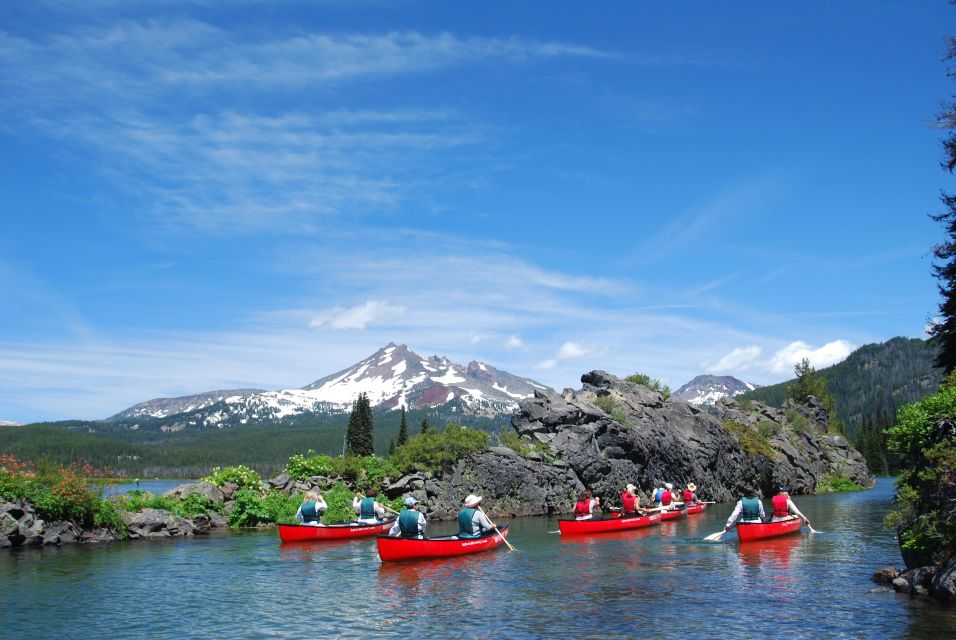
739,337 -> 942,440
0,408 -> 506,478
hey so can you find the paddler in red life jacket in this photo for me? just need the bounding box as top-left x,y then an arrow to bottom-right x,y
458,494 -> 497,538
771,487 -> 810,526
353,489 -> 386,524
389,496 -> 427,538
658,483 -> 681,510
620,484 -> 644,516
573,490 -> 601,520
295,491 -> 327,526
723,488 -> 766,533
683,483 -> 700,505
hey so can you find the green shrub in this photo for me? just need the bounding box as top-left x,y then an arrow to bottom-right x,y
285,451 -> 335,479
499,431 -> 556,461
228,488 -> 271,527
594,395 -> 628,425
783,408 -> 811,433
722,420 -> 777,459
388,423 -> 489,475
757,420 -> 779,439
737,398 -> 755,412
624,372 -> 671,399
816,474 -> 865,493
284,452 -> 396,492
203,465 -> 262,490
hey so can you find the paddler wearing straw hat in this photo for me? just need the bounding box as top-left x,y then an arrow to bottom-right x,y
682,483 -> 700,505
457,494 -> 496,538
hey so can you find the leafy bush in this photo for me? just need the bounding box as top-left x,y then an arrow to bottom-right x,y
228,488 -> 272,527
757,420 -> 780,439
887,385 -> 956,462
816,474 -> 865,493
203,465 -> 262,490
119,490 -> 223,519
285,451 -> 335,479
783,408 -> 811,433
284,452 -> 397,492
499,431 -> 556,461
624,372 -> 671,399
594,395 -> 628,425
388,423 -> 489,475
722,420 -> 777,459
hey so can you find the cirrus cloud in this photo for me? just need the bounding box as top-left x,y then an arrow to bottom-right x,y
309,300 -> 405,330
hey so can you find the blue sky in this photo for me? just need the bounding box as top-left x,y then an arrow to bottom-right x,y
0,0 -> 952,422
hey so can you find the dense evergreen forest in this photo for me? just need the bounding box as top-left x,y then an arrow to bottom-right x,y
0,407 -> 506,478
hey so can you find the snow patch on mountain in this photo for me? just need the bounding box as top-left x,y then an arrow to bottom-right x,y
675,375 -> 759,406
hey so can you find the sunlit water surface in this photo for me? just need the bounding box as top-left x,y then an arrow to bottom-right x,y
3,478 -> 956,639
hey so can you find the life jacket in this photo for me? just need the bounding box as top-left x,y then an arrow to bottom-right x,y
772,494 -> 790,518
360,497 -> 378,520
574,499 -> 592,517
621,492 -> 637,513
683,489 -> 694,503
654,488 -> 664,502
661,491 -> 672,506
458,507 -> 478,538
300,500 -> 323,523
742,496 -> 762,521
398,509 -> 421,537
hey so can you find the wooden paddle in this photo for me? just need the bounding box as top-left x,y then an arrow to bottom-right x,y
477,505 -> 517,552
703,529 -> 727,542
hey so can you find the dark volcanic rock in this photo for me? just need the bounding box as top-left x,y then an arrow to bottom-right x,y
932,561 -> 956,602
872,567 -> 900,584
163,481 -> 224,503
122,508 -> 197,539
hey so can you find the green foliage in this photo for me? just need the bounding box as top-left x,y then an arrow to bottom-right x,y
757,420 -> 779,439
499,431 -> 556,461
285,451 -> 335,479
118,489 -> 223,519
346,393 -> 375,456
398,407 -> 409,446
722,420 -> 777,459
625,373 -> 671,399
228,488 -> 272,527
203,465 -> 262,490
887,385 -> 956,461
284,451 -> 397,492
783,408 -> 811,433
594,395 -> 628,425
389,423 -> 489,474
739,337 -> 943,440
816,474 -> 865,493
421,418 -> 430,435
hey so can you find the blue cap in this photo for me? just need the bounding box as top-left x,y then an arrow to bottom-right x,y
404,496 -> 420,507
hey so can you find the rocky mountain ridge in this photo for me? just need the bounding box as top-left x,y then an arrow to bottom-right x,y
675,374 -> 757,405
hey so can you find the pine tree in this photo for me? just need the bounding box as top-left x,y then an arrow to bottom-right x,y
387,439 -> 395,456
787,358 -> 844,434
345,393 -> 374,456
398,406 -> 409,446
421,417 -> 430,435
930,36 -> 956,373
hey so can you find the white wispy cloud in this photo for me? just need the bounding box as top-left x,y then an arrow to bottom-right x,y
705,345 -> 762,373
309,300 -> 405,330
767,340 -> 856,374
504,335 -> 525,349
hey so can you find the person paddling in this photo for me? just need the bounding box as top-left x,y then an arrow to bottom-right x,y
683,483 -> 700,505
295,491 -> 327,526
458,494 -> 497,538
573,490 -> 601,520
390,496 -> 427,538
723,488 -> 766,533
620,484 -> 645,516
353,489 -> 386,524
771,487 -> 810,526
658,483 -> 679,510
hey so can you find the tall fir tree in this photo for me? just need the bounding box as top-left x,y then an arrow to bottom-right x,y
787,358 -> 844,434
421,417 -> 430,435
398,406 -> 409,446
345,393 -> 374,456
930,36 -> 956,373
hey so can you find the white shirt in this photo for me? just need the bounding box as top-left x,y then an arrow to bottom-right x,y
294,497 -> 328,525
388,511 -> 427,538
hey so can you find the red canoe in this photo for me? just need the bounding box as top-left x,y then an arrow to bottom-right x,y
686,504 -> 707,515
660,507 -> 687,521
376,526 -> 510,562
558,512 -> 661,535
278,518 -> 396,542
736,518 -> 802,542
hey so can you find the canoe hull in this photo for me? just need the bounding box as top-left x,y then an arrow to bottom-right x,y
737,518 -> 802,542
376,525 -> 510,562
660,508 -> 687,521
279,518 -> 395,542
686,504 -> 707,515
558,512 -> 662,535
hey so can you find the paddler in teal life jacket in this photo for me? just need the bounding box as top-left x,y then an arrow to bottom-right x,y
389,496 -> 427,538
457,494 -> 496,538
295,491 -> 327,526
723,488 -> 766,533
353,489 -> 386,524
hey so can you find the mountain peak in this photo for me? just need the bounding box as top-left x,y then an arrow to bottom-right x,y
675,374 -> 757,406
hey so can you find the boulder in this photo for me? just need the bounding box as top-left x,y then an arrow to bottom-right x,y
42,522 -> 82,545
931,561 -> 956,602
209,512 -> 228,528
190,514 -> 211,534
220,482 -> 238,501
872,567 -> 900,584
163,482 -> 224,503
122,508 -> 196,539
384,474 -> 426,499
0,512 -> 19,537
18,518 -> 44,546
892,577 -> 911,594
268,473 -> 291,490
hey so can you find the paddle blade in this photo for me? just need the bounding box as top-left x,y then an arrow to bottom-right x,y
703,531 -> 725,542
808,525 -> 820,534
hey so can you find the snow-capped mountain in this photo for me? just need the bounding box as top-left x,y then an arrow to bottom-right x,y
675,375 -> 758,406
106,343 -> 549,428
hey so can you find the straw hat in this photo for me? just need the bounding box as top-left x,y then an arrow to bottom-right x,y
687,483 -> 697,491
464,494 -> 483,508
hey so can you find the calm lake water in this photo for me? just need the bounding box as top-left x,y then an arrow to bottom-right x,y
3,478 -> 956,639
